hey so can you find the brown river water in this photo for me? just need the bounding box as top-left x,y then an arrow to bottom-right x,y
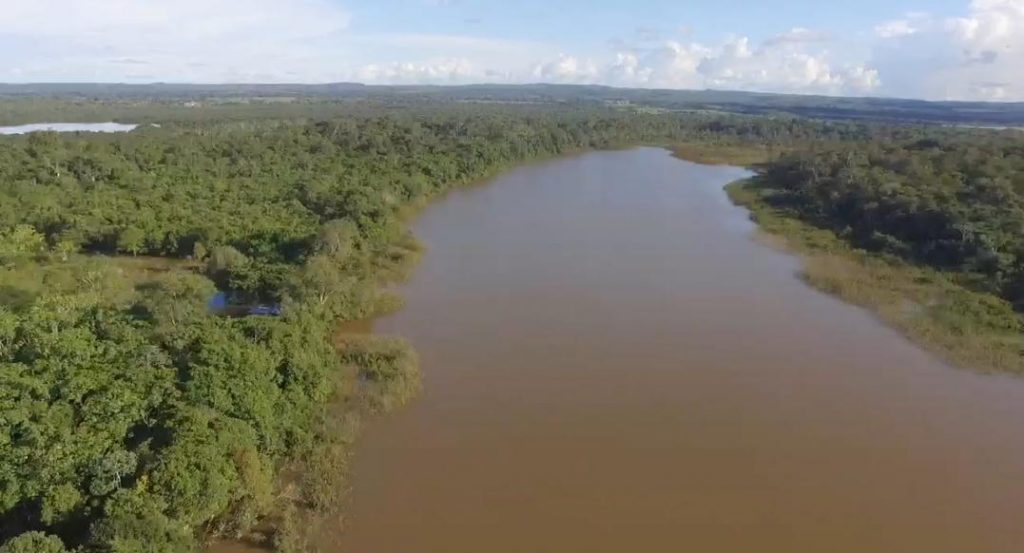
224,148 -> 1024,552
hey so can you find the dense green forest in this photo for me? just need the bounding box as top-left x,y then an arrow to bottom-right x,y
1,100 -> 1022,552
756,136 -> 1024,309
0,109 -> 872,298
730,130 -> 1024,373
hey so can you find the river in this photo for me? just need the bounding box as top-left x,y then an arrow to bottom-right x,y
326,148 -> 1024,551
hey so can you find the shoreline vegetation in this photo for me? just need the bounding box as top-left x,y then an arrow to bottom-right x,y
673,145 -> 1024,376
670,143 -> 780,166
727,179 -> 1024,375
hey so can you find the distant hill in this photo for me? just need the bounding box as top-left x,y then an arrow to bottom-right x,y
1,82 -> 1023,126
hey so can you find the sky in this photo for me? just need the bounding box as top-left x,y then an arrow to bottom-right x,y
1,0 -> 1022,101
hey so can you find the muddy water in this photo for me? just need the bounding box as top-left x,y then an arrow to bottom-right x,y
334,148 -> 1024,552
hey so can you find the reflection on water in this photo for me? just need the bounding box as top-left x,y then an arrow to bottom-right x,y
0,122 -> 138,135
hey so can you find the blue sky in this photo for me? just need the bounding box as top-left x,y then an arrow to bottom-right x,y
2,0 -> 1022,101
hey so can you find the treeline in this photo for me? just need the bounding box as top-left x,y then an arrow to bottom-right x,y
756,132 -> 1024,310
0,109 -> 887,299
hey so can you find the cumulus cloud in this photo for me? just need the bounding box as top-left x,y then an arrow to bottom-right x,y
629,41 -> 708,88
531,55 -> 600,83
354,59 -> 484,84
348,34 -> 548,85
526,31 -> 879,96
572,3 -> 1024,100
871,0 -> 1024,100
708,39 -> 875,95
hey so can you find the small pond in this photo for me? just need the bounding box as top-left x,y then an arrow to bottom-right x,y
208,291 -> 282,317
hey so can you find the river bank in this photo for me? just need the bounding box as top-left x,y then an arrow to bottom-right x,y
726,178 -> 1024,375
670,142 -> 782,166
669,143 -> 1024,377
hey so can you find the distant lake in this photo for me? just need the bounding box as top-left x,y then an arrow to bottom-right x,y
0,122 -> 138,135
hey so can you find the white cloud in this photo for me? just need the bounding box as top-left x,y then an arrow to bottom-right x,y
595,53 -> 650,87
348,34 -> 548,85
622,41 -> 708,88
842,65 -> 883,93
531,55 -> 599,83
354,59 -> 483,84
528,33 -> 878,96
347,24 -> 879,97
871,0 -> 1024,100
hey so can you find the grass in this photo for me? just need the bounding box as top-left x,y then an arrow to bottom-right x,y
728,178 -> 1024,375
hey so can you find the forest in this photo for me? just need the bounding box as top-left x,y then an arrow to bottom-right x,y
754,135 -> 1024,311
0,100 -> 1022,552
724,128 -> 1024,375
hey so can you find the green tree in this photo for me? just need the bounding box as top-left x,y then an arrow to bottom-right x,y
88,490 -> 195,553
87,450 -> 138,496
287,255 -> 353,308
117,227 -> 146,256
136,272 -> 216,331
205,246 -> 249,289
315,219 -> 358,260
0,225 -> 46,266
0,532 -> 68,553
